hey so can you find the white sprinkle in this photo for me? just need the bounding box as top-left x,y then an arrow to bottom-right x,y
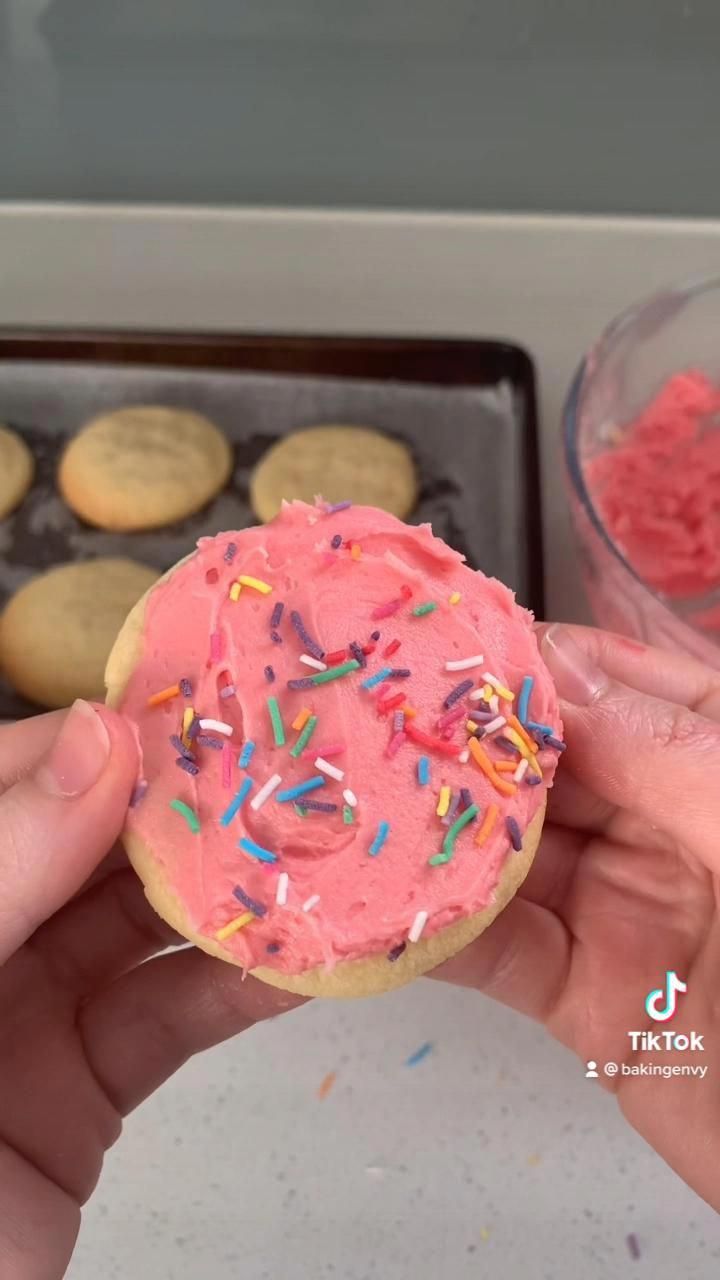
489,694 -> 500,715
482,672 -> 514,698
315,756 -> 345,782
445,654 -> 485,672
469,688 -> 488,703
483,715 -> 507,735
458,748 -> 470,764
250,773 -> 282,810
302,894 -> 320,913
299,654 -> 327,671
343,787 -> 358,807
513,758 -> 529,784
276,872 -> 289,906
408,910 -> 428,944
198,718 -> 233,736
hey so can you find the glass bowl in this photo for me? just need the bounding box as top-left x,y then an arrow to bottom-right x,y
563,272 -> 720,670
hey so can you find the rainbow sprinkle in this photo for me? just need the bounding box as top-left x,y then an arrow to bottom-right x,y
412,602 -> 437,617
147,683 -> 181,707
267,696 -> 285,746
436,785 -> 451,817
220,777 -> 253,826
264,665 -> 276,683
291,713 -> 318,758
270,600 -> 284,629
222,741 -> 233,788
292,707 -> 311,732
233,884 -> 268,917
475,804 -> 499,846
290,610 -> 324,661
237,575 -> 273,594
405,1041 -> 433,1067
417,756 -> 430,785
216,911 -> 253,941
239,837 -> 278,863
518,675 -> 533,724
361,666 -> 392,690
239,740 -> 256,768
429,803 -> 479,865
506,816 -> 523,851
343,805 -> 354,824
250,772 -> 282,810
444,678 -> 474,709
276,775 -> 325,803
169,798 -> 200,833
308,659 -> 360,685
448,592 -> 461,605
369,821 -> 390,856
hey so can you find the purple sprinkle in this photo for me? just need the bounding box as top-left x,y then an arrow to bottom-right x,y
496,736 -> 521,755
179,677 -> 192,698
290,610 -> 324,661
270,600 -> 284,629
170,734 -> 196,762
467,709 -> 495,724
442,792 -> 461,826
219,684 -> 236,699
176,756 -> 200,776
325,500 -> 352,514
224,541 -> 237,563
506,816 -> 523,851
196,734 -> 223,750
264,665 -> 275,683
129,779 -> 148,807
298,799 -> 338,812
393,709 -> 405,733
526,774 -> 543,786
271,630 -> 283,644
544,735 -> 567,752
389,668 -> 411,679
444,678 -> 474,709
266,942 -> 281,955
370,630 -> 381,641
233,884 -> 268,918
459,786 -> 474,810
626,1233 -> 641,1261
187,714 -> 201,742
331,533 -> 342,549
349,641 -> 367,669
288,676 -> 316,690
387,941 -> 407,963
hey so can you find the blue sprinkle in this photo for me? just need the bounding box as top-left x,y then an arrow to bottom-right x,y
233,883 -> 268,917
405,1041 -> 433,1068
325,500 -> 352,514
220,777 -> 253,826
526,719 -> 553,736
264,664 -> 275,683
369,820 -> 390,857
518,675 -> 534,725
506,816 -> 523,851
417,756 -> 430,786
276,775 -> 326,803
239,837 -> 277,864
239,740 -> 256,769
361,666 -> 392,690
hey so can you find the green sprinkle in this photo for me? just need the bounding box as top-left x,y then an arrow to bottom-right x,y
169,798 -> 200,833
343,804 -> 354,824
295,804 -> 308,817
429,803 -> 480,865
268,695 -> 285,746
310,659 -> 360,685
413,602 -> 438,617
290,713 -> 318,758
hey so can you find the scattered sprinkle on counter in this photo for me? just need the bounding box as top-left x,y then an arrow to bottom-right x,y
405,1041 -> 434,1067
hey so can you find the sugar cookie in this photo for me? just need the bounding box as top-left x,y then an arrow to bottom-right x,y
0,424 -> 34,520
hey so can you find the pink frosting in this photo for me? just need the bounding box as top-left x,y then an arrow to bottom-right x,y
119,502 -> 561,974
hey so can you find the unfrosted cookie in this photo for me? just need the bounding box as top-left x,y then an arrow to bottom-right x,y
250,425 -> 418,523
59,406 -> 232,531
0,425 -> 34,520
106,502 -> 563,999
1,558 -> 159,708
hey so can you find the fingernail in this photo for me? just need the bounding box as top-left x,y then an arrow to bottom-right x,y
37,700 -> 111,797
540,625 -> 608,705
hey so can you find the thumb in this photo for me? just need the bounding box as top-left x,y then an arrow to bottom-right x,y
539,624 -> 720,874
0,700 -> 139,964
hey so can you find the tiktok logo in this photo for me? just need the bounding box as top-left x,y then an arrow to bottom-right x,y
644,970 -> 687,1023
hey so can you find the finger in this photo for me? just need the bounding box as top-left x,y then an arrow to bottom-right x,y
0,701 -> 139,963
0,710 -> 67,794
518,822 -> 585,914
29,867 -> 179,995
540,624 -> 720,873
536,623 -> 720,720
79,948 -> 306,1114
433,895 -> 571,1023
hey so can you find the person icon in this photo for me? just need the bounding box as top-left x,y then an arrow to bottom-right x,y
585,1060 -> 599,1079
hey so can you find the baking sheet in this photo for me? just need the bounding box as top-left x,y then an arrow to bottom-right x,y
0,358 -> 531,717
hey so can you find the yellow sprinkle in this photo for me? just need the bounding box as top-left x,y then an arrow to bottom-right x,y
215,911 -> 254,941
449,591 -> 461,605
146,683 -> 180,707
465,720 -> 477,734
505,726 -> 532,759
181,705 -> 195,748
480,1227 -> 491,1242
436,785 -> 451,817
292,707 -> 312,732
528,752 -> 543,778
237,575 -> 273,594
482,683 -> 493,701
229,582 -> 242,601
350,543 -> 362,561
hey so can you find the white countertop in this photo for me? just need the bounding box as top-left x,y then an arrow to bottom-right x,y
1,206 -> 718,1275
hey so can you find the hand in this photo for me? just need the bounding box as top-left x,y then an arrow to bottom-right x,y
439,624 -> 720,1211
0,701 -> 302,1280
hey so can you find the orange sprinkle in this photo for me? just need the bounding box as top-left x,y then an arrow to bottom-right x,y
475,803 -> 499,846
292,707 -> 312,732
468,738 -> 518,796
350,543 -> 362,561
507,714 -> 539,754
402,705 -> 418,718
147,683 -> 181,707
317,1070 -> 337,1100
494,761 -> 517,773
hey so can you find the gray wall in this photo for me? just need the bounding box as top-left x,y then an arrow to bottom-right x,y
1,0 -> 718,214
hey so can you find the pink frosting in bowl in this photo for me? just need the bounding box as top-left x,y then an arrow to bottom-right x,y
117,502 -> 561,975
